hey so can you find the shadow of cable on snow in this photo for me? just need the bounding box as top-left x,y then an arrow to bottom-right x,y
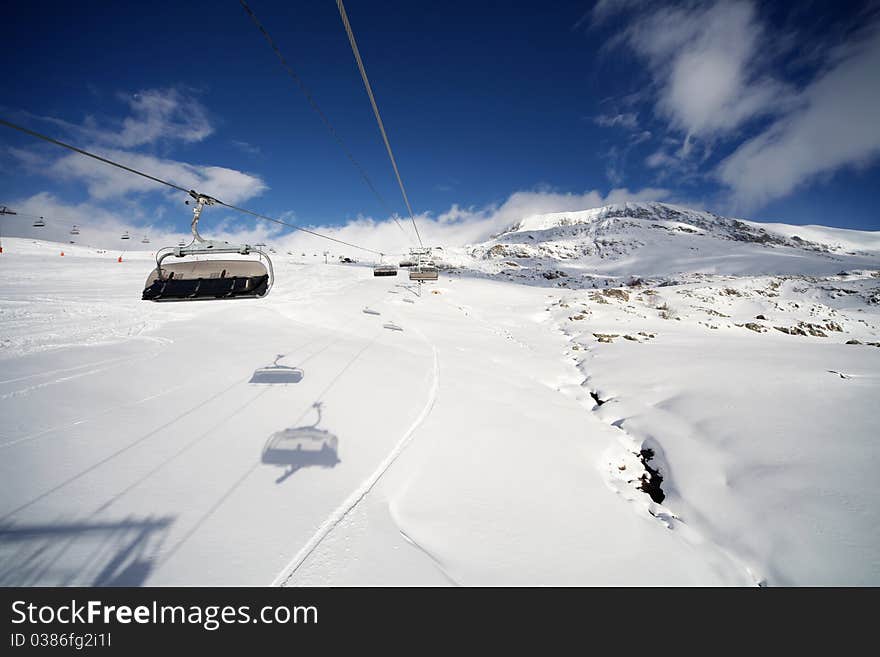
262,402 -> 340,484
0,515 -> 174,586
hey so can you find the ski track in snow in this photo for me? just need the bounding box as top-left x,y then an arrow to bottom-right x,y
0,341 -> 169,401
273,329 -> 439,586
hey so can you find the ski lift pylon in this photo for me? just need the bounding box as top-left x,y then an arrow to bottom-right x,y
408,247 -> 439,281
141,192 -> 274,301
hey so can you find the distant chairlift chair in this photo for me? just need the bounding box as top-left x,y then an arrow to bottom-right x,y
373,256 -> 398,277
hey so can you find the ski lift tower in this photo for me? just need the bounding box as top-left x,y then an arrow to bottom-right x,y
0,206 -> 16,253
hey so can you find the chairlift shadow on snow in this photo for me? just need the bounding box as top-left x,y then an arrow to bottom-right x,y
261,403 -> 340,484
0,515 -> 174,587
249,354 -> 304,384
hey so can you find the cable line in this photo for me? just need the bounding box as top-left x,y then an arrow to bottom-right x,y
238,0 -> 409,240
336,0 -> 423,247
0,117 -> 382,255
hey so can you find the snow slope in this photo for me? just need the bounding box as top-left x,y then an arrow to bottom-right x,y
461,202 -> 880,282
1,213 -> 879,586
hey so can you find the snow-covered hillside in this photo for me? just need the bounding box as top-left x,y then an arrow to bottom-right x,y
461,202 -> 880,283
1,203 -> 879,587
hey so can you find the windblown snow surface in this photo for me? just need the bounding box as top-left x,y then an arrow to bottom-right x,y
1,202 -> 879,586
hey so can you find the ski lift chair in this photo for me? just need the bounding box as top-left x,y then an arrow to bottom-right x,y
373,264 -> 398,277
142,192 -> 274,301
121,231 -> 130,240
33,217 -> 46,228
409,264 -> 439,281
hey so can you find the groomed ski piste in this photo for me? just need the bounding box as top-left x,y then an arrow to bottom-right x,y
2,202 -> 879,586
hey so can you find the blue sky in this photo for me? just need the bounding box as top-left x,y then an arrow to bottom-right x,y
1,0 -> 879,250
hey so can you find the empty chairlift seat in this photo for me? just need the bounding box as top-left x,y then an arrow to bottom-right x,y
142,259 -> 271,301
141,192 -> 274,302
373,264 -> 398,277
409,264 -> 439,281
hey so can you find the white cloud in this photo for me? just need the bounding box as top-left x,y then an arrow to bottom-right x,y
49,148 -> 267,205
718,22 -> 880,208
595,112 -> 639,129
231,139 -> 261,156
9,87 -> 265,206
645,150 -> 676,169
271,186 -> 672,256
102,88 -> 213,148
4,191 -> 284,250
5,187 -> 672,255
618,1 -> 792,140
589,0 -> 648,27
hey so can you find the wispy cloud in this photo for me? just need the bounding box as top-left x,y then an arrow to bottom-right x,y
618,0 -> 793,141
597,0 -> 880,210
231,139 -> 261,156
588,0 -> 649,27
17,147 -> 267,206
9,87 -> 267,206
717,21 -> 880,209
106,88 -> 213,148
594,112 -> 639,130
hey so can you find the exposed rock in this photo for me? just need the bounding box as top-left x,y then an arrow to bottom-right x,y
846,339 -> 862,345
775,326 -> 808,336
602,288 -> 630,302
638,448 -> 665,504
738,322 -> 766,333
798,321 -> 828,337
755,314 -> 767,320
593,333 -> 619,343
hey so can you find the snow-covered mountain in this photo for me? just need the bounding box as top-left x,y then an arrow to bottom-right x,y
461,202 -> 880,282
